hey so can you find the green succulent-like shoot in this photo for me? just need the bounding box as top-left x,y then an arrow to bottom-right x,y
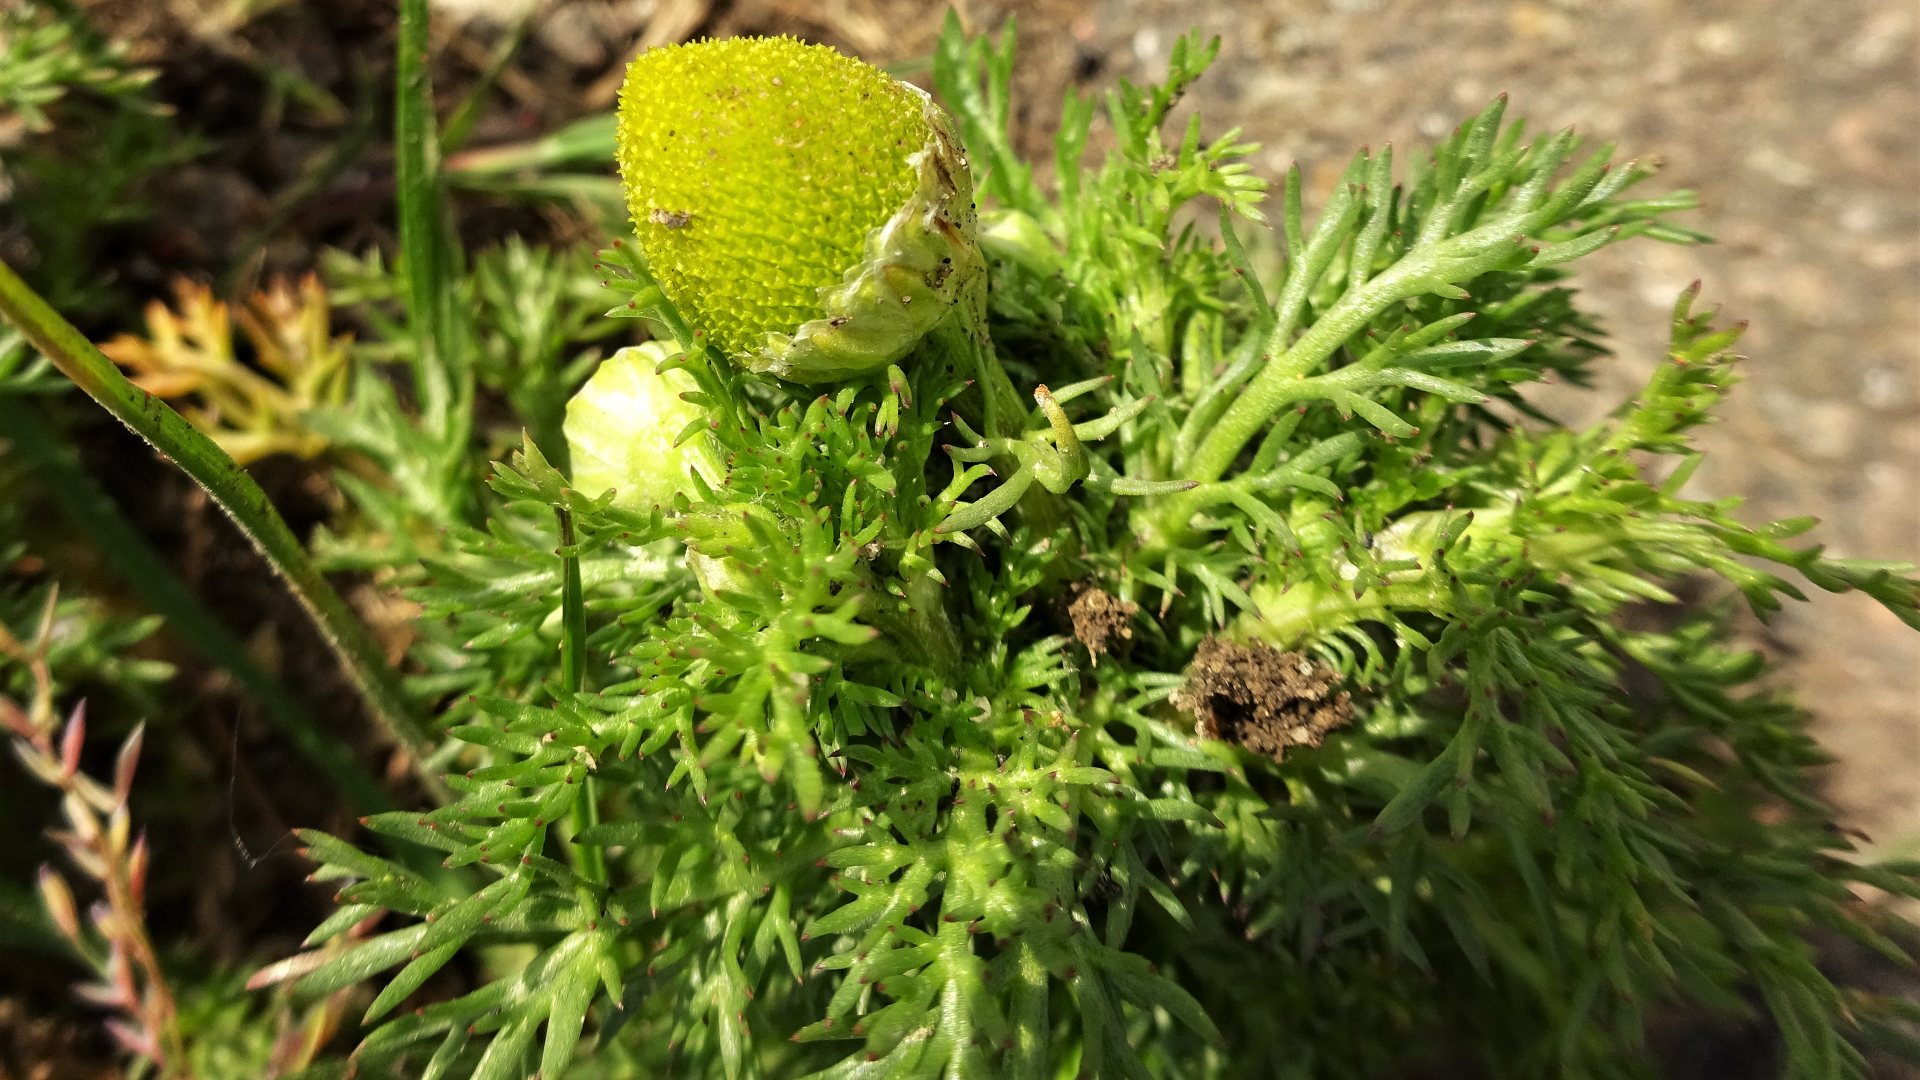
564,342 -> 722,511
615,36 -> 984,383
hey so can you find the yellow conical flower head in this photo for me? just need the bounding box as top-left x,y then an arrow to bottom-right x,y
617,36 -> 983,382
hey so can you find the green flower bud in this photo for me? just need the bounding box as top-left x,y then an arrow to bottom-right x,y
564,343 -> 722,510
980,208 -> 1062,279
616,36 -> 984,382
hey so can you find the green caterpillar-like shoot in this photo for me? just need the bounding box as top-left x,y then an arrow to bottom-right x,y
616,36 -> 984,382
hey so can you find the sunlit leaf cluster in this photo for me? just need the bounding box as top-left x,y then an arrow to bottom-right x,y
8,9 -> 1912,1080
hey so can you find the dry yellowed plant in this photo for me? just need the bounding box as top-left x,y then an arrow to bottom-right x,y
100,275 -> 351,464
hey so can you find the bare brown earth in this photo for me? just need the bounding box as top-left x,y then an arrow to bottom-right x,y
1171,638 -> 1354,762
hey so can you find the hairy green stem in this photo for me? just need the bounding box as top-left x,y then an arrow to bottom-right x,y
0,257 -> 445,799
1244,578 -> 1448,649
556,508 -> 587,694
0,397 -> 398,815
1161,240 -> 1528,555
396,0 -> 462,437
555,506 -> 604,884
921,311 -> 1068,542
1183,268 -> 1427,487
395,0 -> 440,378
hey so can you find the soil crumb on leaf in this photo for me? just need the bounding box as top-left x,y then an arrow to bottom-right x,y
1171,638 -> 1352,761
1069,584 -> 1138,664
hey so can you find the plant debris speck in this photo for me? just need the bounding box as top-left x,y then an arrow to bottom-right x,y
1068,584 -> 1137,663
1172,638 -> 1352,761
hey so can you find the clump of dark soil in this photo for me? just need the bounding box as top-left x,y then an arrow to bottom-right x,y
0,996 -> 114,1080
1171,638 -> 1351,761
1067,583 -> 1137,663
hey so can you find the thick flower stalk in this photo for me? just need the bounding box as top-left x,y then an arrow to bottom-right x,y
616,36 -> 985,383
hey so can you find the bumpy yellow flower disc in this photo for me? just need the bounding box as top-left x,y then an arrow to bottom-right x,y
617,37 -> 928,364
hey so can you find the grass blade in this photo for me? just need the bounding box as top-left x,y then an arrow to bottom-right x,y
396,0 -> 458,434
